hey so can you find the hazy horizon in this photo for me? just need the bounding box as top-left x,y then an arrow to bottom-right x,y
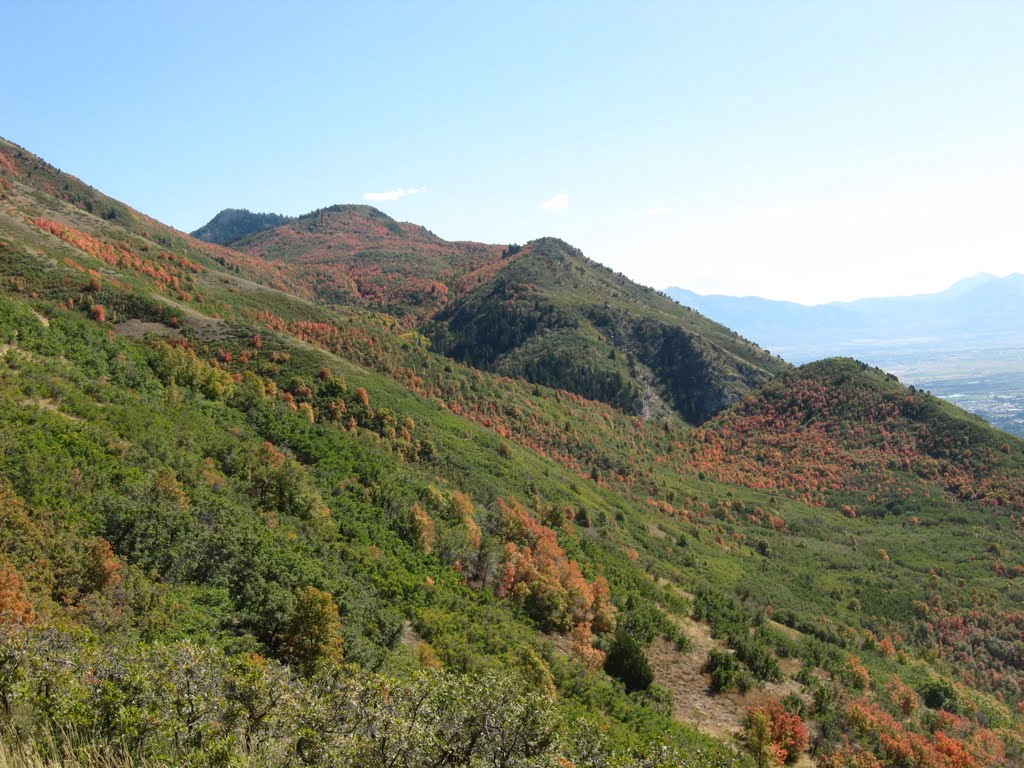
666,270 -> 1024,307
5,2 -> 1022,305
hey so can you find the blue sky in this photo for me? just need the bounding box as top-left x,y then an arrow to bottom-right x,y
4,1 -> 1022,303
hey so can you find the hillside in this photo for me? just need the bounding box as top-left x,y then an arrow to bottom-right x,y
2,136 -> 1024,767
197,208 -> 786,426
688,357 -> 1024,510
196,204 -> 509,321
191,208 -> 293,245
427,238 -> 789,423
666,279 -> 1024,438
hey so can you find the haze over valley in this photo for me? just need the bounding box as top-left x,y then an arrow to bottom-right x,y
667,276 -> 1024,438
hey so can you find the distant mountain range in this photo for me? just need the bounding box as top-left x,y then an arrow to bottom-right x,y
665,274 -> 1024,362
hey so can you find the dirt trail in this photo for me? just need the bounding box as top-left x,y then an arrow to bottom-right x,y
646,613 -> 809,762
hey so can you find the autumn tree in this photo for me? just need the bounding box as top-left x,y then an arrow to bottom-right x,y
81,537 -> 123,593
746,708 -> 776,768
746,700 -> 808,765
0,562 -> 34,626
283,586 -> 344,669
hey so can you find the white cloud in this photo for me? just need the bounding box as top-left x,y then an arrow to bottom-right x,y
647,206 -> 674,217
541,193 -> 570,211
363,187 -> 423,202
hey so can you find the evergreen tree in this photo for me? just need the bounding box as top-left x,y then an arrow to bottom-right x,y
604,629 -> 654,692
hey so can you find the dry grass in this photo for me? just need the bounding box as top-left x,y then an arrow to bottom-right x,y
0,732 -> 143,768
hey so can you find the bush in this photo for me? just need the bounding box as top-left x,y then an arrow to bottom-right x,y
918,677 -> 961,713
745,700 -> 808,764
604,630 -> 654,692
732,635 -> 781,683
706,649 -> 748,692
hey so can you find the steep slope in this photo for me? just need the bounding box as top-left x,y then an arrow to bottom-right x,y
195,205 -> 788,426
688,357 -> 1024,510
5,137 -> 1024,767
427,237 -> 790,424
211,204 -> 508,320
191,207 -> 293,245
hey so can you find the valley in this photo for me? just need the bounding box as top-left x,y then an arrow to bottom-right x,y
666,283 -> 1024,439
869,347 -> 1024,440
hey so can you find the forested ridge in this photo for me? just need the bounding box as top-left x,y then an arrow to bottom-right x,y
2,136 -> 1024,767
426,237 -> 788,423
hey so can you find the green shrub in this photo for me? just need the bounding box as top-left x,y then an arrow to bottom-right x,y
706,649 -> 749,692
919,677 -> 961,713
604,630 -> 654,692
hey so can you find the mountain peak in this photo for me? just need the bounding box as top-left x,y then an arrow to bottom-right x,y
191,208 -> 293,246
427,241 -> 788,423
945,272 -> 1000,295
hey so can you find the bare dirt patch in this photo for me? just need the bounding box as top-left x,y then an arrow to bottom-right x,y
647,524 -> 668,539
151,294 -> 228,338
646,616 -> 806,746
114,319 -> 182,340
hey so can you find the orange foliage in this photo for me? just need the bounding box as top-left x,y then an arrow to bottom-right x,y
843,655 -> 872,690
0,562 -> 35,626
817,744 -> 884,768
570,622 -> 606,670
685,367 -> 1024,510
31,217 -> 201,301
218,206 -> 506,322
842,697 -> 1002,768
886,676 -> 919,716
747,700 -> 808,764
496,498 -> 616,634
83,538 -> 122,592
410,503 -> 436,554
0,150 -> 20,177
451,491 -> 482,551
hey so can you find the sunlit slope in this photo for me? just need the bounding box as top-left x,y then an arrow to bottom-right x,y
200,203 -> 508,321
427,237 -> 789,423
4,136 -> 1024,766
689,357 -> 1024,510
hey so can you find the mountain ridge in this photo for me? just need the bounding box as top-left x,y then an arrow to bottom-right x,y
3,136 -> 1024,767
427,236 -> 789,423
193,206 -> 789,425
666,274 -> 1024,357
190,207 -> 293,245
196,202 -> 509,321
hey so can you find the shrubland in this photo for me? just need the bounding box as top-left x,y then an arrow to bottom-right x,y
1,136 -> 1024,766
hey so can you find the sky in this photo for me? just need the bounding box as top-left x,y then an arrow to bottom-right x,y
3,1 -> 1022,305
